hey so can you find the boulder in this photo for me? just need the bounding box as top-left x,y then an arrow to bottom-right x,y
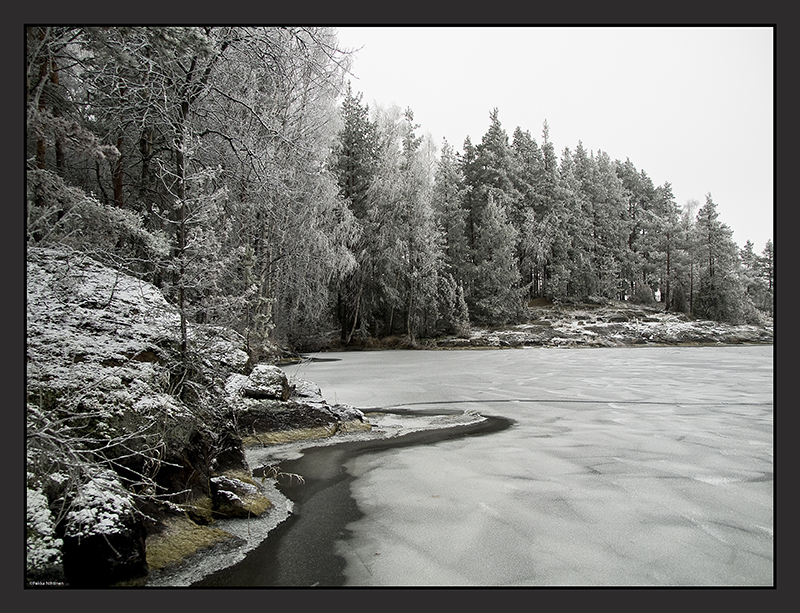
291,378 -> 324,403
60,471 -> 148,587
210,473 -> 273,518
242,365 -> 291,400
26,248 -> 257,586
26,486 -> 65,583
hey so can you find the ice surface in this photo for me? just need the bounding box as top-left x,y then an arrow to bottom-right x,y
285,345 -> 773,587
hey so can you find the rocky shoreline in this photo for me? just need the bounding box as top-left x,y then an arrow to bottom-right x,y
310,300 -> 773,354
145,408 -> 491,587
433,301 -> 771,349
25,247 -> 382,588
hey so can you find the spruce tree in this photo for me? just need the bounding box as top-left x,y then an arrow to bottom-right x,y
693,193 -> 744,322
432,139 -> 469,282
761,239 -> 774,314
469,193 -> 523,324
331,84 -> 379,341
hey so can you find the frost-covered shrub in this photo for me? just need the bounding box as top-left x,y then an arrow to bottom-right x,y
739,297 -> 767,326
27,169 -> 169,279
694,275 -> 745,324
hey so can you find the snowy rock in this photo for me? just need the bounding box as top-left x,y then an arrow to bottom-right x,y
61,471 -> 148,587
241,364 -> 291,400
25,247 -> 256,585
23,247 -> 372,585
326,403 -> 367,424
210,473 -> 273,518
26,486 -> 64,583
225,373 -> 251,397
290,378 -> 325,404
435,301 -> 773,348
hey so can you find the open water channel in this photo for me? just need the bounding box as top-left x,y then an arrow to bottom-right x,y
195,345 -> 774,587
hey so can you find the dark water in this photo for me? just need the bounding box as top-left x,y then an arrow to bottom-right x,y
192,411 -> 513,587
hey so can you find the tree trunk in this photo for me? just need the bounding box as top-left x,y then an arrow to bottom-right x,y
406,292 -> 414,341
113,135 -> 124,207
175,127 -> 188,362
345,278 -> 363,345
51,65 -> 64,173
665,238 -> 671,311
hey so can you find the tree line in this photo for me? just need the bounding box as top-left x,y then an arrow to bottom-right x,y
27,26 -> 774,355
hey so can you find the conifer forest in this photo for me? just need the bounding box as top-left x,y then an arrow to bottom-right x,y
27,26 -> 775,355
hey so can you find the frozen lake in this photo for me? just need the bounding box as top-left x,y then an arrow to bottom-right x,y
194,344 -> 773,588
282,345 -> 773,587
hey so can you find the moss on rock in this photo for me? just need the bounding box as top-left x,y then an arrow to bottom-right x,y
145,515 -> 236,572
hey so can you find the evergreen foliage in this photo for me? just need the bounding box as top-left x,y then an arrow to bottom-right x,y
469,194 -> 524,324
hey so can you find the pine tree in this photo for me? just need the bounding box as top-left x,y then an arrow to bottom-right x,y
534,120 -> 565,298
557,145 -> 595,299
462,109 -> 528,313
569,142 -> 602,299
462,109 -> 520,254
459,135 -> 480,252
395,107 -> 442,341
510,127 -> 544,299
592,151 -> 629,300
650,182 -> 681,309
333,83 -> 378,220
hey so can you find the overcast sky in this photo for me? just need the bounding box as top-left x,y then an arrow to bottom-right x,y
335,26 -> 774,251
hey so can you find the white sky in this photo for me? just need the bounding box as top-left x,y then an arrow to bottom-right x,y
335,26 -> 774,250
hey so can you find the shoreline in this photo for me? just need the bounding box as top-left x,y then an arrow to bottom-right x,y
146,409 -> 511,587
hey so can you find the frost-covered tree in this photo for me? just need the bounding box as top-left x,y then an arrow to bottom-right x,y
26,26 -> 357,357
692,193 -> 744,322
432,138 -> 469,282
649,182 -> 682,309
196,27 -> 357,353
331,83 -> 379,342
739,239 -> 773,319
468,193 -> 523,324
758,239 -> 774,315
532,120 -> 567,298
510,126 -> 545,299
461,109 -> 528,313
395,108 -> 442,340
347,104 -> 442,342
